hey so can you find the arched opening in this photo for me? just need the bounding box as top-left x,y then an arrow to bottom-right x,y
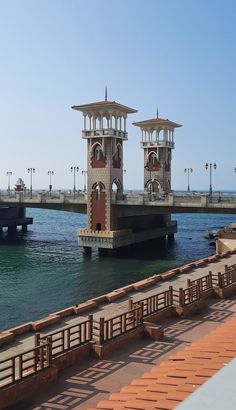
91,182 -> 106,231
147,151 -> 160,171
91,143 -> 106,168
111,178 -> 123,200
145,178 -> 161,195
94,144 -> 103,161
113,143 -> 122,168
92,181 -> 105,200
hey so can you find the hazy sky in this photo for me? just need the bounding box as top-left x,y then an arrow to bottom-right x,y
0,0 -> 235,191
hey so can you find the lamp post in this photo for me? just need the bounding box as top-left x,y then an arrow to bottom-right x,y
70,166 -> 79,198
81,170 -> 87,192
184,168 -> 193,192
6,171 -> 12,195
205,163 -> 217,196
27,168 -> 35,198
47,171 -> 54,195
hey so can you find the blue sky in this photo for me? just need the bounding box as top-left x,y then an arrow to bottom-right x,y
0,0 -> 235,191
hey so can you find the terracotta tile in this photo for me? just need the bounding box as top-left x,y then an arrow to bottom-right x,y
123,399 -> 159,409
109,393 -> 137,401
166,390 -> 190,401
121,386 -> 147,394
136,392 -> 167,401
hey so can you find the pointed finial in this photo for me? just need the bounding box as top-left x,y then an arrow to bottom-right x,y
156,106 -> 159,118
105,86 -> 108,101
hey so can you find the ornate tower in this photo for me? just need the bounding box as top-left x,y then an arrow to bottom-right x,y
133,113 -> 182,195
72,96 -> 137,252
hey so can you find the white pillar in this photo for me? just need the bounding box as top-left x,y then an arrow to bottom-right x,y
119,116 -> 122,130
142,129 -> 144,141
124,116 -> 126,132
115,116 -> 118,130
89,115 -> 92,130
110,114 -> 112,129
83,114 -> 86,130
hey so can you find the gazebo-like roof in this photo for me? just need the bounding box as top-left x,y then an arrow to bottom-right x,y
72,100 -> 137,114
133,117 -> 182,128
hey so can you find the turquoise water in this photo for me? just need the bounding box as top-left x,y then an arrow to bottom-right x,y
0,208 -> 235,331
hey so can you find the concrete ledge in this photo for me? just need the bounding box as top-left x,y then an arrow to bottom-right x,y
161,270 -> 177,280
106,290 -> 126,302
90,295 -> 107,304
0,332 -> 14,347
175,299 -> 205,317
117,283 -> 135,293
179,263 -> 195,273
144,306 -> 174,323
32,314 -> 61,331
0,366 -> 58,410
74,301 -> 97,314
52,342 -> 91,370
194,259 -> 207,267
151,274 -> 162,283
144,322 -> 164,340
133,278 -> 156,291
8,322 -> 33,336
217,252 -> 231,258
214,282 -> 236,298
208,255 -> 219,262
52,307 -> 75,318
92,326 -> 144,359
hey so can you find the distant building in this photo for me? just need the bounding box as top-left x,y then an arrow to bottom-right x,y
15,178 -> 26,193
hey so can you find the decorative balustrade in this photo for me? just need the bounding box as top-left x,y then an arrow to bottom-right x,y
187,272 -> 213,292
93,307 -> 143,344
0,339 -> 51,387
217,268 -> 236,288
129,288 -> 173,318
35,316 -> 93,358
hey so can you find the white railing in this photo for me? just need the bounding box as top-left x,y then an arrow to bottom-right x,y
0,190 -> 236,210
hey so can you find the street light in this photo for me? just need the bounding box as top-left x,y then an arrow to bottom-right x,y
205,163 -> 217,196
70,166 -> 79,198
6,171 -> 12,195
27,168 -> 35,198
184,168 -> 193,192
47,171 -> 54,195
81,170 -> 87,192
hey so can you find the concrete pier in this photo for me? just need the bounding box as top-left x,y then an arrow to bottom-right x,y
0,207 -> 33,234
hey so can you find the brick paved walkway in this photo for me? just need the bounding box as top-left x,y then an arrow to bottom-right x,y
1,254 -> 236,362
17,295 -> 236,409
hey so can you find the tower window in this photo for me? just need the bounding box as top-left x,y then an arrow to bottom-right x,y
94,145 -> 103,161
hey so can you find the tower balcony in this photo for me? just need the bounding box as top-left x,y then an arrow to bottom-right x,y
82,128 -> 128,140
140,140 -> 175,149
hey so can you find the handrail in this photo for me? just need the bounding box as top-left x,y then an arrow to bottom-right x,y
35,316 -> 93,357
0,339 -> 51,388
93,306 -> 143,344
129,287 -> 173,317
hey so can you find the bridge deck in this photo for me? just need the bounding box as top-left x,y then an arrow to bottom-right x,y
1,191 -> 236,214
